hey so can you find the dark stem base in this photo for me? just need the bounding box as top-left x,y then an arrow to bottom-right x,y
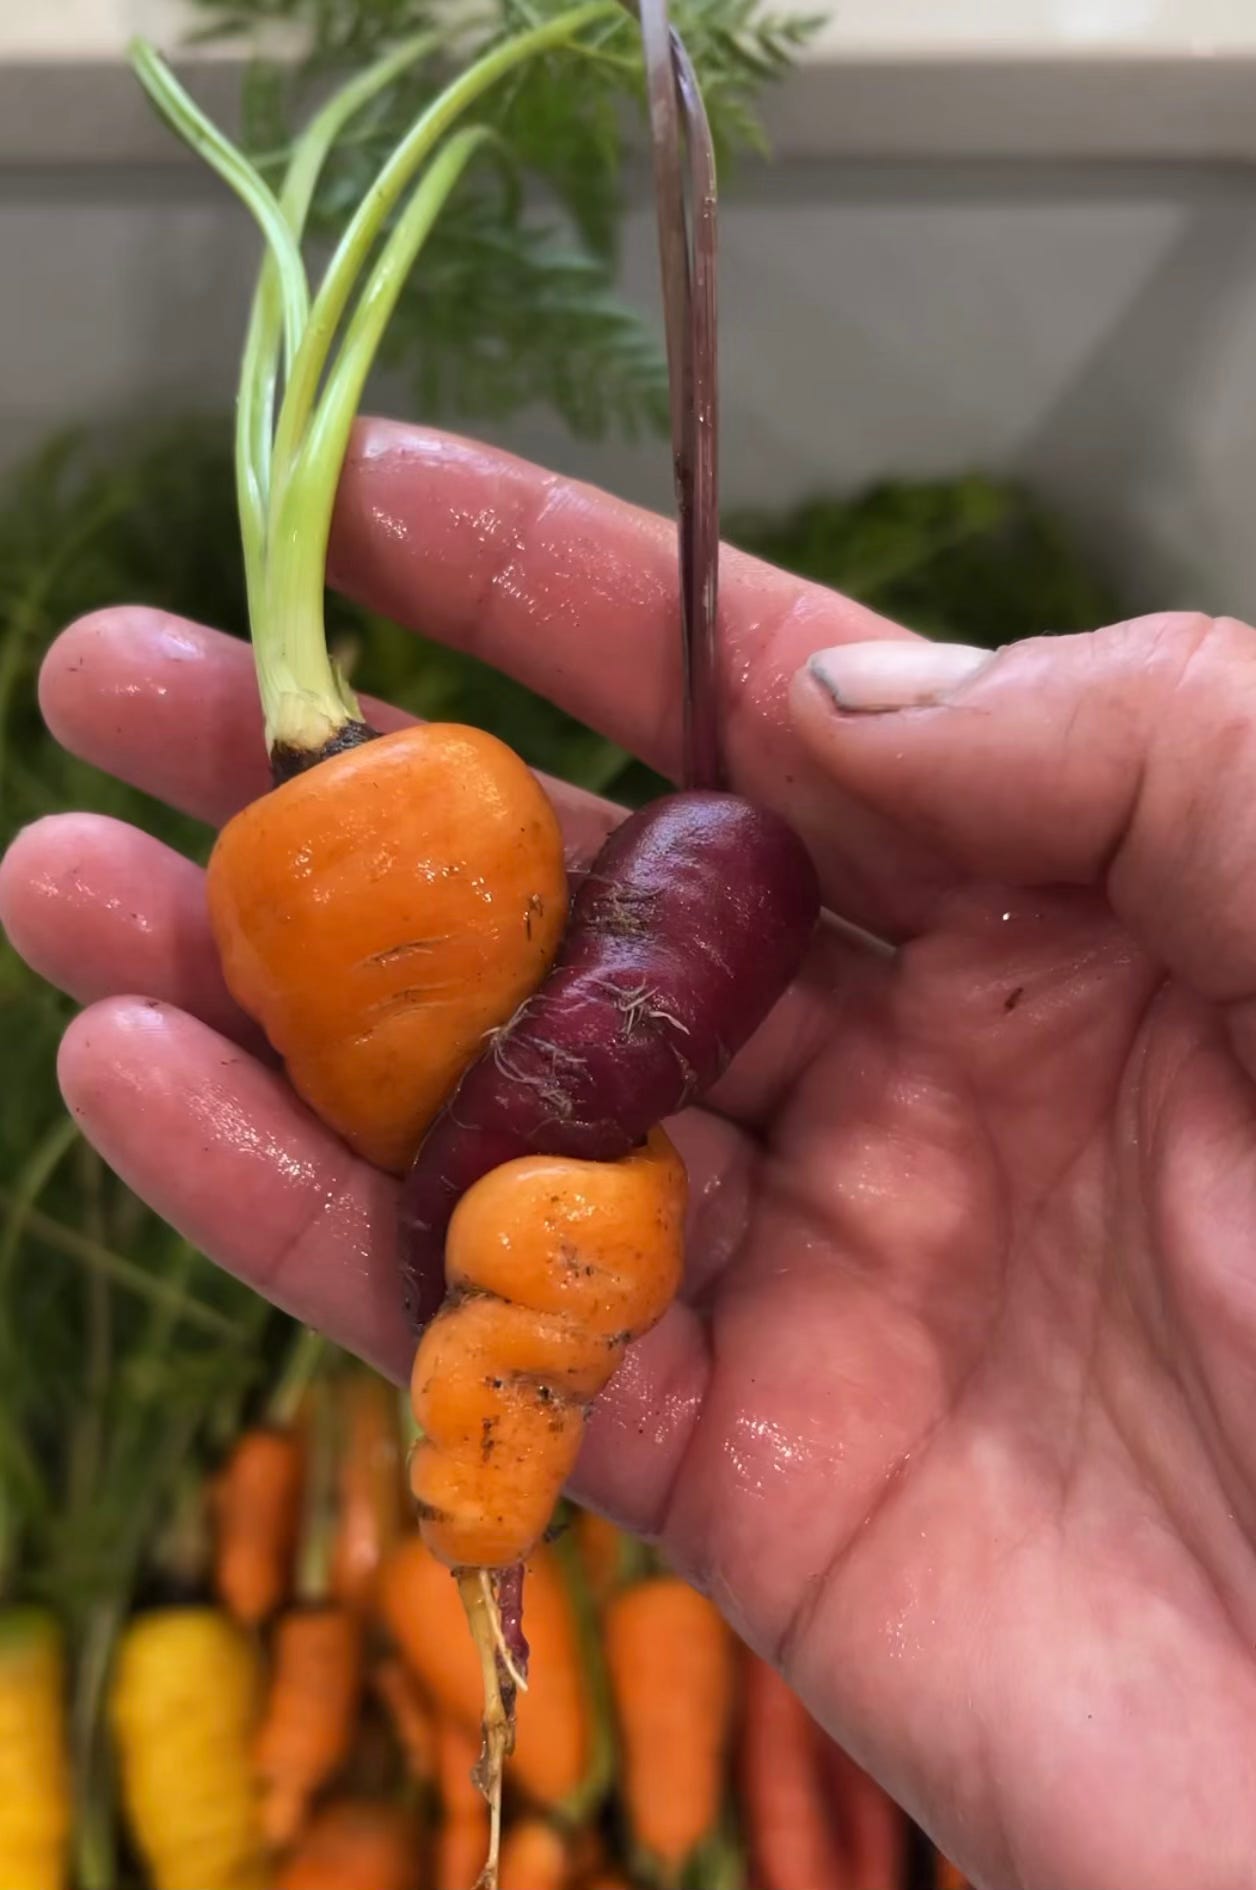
270,718 -> 382,789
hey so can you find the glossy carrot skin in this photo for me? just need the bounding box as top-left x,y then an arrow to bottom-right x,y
212,1427 -> 305,1628
330,1373 -> 403,1612
604,1578 -> 734,1876
738,1653 -> 850,1890
208,724 -> 567,1176
275,1799 -> 422,1890
379,1535 -> 592,1810
409,1130 -> 686,1570
254,1607 -> 364,1849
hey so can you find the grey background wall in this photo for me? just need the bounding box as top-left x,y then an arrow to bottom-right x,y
7,141 -> 1256,617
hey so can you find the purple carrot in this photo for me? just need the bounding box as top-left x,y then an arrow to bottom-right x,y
398,789 -> 819,1326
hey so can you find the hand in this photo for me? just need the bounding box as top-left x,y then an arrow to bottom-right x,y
5,420 -> 1256,1890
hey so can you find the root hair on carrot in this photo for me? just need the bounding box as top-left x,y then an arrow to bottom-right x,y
456,1568 -> 515,1890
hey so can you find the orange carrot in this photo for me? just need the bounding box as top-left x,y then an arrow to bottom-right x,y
378,1535 -> 592,1812
934,1855 -> 971,1890
437,1719 -> 488,1890
275,1798 -> 422,1890
330,1372 -> 403,1612
572,1511 -> 630,1612
254,1608 -> 364,1849
738,1653 -> 849,1890
211,1427 -> 304,1627
603,1576 -> 733,1879
497,1818 -> 570,1890
371,1657 -> 436,1789
409,1131 -> 686,1572
821,1739 -> 908,1890
208,726 -> 567,1177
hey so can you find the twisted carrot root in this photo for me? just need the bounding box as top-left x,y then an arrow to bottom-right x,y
408,1129 -> 686,1572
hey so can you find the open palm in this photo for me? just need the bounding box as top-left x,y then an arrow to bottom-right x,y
5,421 -> 1256,1890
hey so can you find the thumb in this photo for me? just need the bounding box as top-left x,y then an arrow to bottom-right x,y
789,611 -> 1256,1006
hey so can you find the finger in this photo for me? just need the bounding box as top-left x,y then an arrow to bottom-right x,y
33,608 -> 882,1126
791,613 -> 1256,1058
330,421 -> 944,938
0,814 -> 263,1052
38,607 -> 622,862
57,997 -> 413,1383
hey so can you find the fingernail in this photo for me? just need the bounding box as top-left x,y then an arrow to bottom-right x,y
808,640 -> 993,712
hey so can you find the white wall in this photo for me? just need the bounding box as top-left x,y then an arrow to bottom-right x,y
7,153 -> 1256,618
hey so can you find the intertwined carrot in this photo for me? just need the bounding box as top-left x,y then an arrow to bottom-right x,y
409,1130 -> 686,1572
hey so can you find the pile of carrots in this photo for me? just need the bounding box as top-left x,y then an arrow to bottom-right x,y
5,1355 -> 964,1890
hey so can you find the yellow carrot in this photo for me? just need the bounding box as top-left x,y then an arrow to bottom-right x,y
109,1607 -> 269,1890
0,1609 -> 70,1890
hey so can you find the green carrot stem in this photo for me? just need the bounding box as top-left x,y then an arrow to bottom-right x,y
268,1321 -> 329,1429
264,124 -> 496,740
236,29 -> 441,632
0,1194 -> 247,1337
294,1375 -> 337,1604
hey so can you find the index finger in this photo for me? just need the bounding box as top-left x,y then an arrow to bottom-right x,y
329,420 -> 950,939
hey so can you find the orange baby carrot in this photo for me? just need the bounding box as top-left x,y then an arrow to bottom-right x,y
603,1576 -> 733,1881
275,1798 -> 422,1890
330,1371 -> 403,1612
208,726 -> 566,1177
371,1657 -> 436,1789
211,1427 -> 304,1628
738,1652 -> 849,1890
935,1855 -> 971,1890
254,1606 -> 364,1849
821,1739 -> 908,1890
497,1818 -> 570,1890
378,1535 -> 592,1811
